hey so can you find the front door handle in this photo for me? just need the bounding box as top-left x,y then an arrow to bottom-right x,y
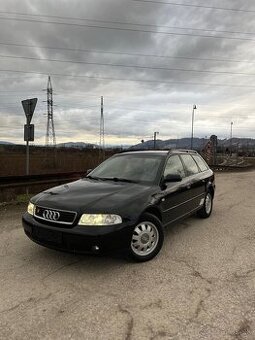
187,184 -> 191,189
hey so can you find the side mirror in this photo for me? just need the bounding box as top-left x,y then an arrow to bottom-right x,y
164,173 -> 182,183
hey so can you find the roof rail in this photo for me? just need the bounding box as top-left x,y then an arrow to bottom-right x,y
119,149 -> 168,153
119,148 -> 198,154
172,149 -> 198,154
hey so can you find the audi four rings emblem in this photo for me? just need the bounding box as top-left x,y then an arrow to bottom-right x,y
42,209 -> 60,221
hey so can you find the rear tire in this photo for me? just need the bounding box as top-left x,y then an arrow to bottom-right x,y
128,213 -> 164,262
197,191 -> 213,218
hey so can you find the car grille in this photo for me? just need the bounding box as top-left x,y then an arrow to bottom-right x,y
34,205 -> 77,226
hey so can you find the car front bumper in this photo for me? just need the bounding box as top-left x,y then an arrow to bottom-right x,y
22,213 -> 135,254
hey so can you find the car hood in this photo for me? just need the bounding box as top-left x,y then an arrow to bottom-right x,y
32,178 -> 154,214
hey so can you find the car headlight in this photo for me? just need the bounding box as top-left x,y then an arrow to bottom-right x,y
27,202 -> 35,215
78,214 -> 122,226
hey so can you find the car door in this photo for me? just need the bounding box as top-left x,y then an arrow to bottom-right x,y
160,155 -> 191,226
179,154 -> 205,212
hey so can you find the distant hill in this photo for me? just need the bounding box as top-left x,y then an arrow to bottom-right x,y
56,142 -> 96,149
130,137 -> 255,150
56,142 -> 127,150
1,138 -> 254,150
130,138 -> 207,150
0,141 -> 14,145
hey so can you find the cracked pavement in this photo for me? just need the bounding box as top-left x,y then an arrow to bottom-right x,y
0,171 -> 255,339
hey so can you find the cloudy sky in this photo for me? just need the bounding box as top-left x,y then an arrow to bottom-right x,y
0,0 -> 255,146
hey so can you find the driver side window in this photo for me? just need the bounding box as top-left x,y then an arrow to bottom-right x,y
164,155 -> 185,178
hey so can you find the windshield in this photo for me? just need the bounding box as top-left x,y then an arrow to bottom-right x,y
88,154 -> 164,184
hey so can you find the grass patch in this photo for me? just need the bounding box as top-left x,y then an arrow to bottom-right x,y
0,193 -> 33,207
16,194 -> 33,203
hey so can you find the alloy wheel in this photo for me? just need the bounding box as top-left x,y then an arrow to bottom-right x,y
205,193 -> 212,215
131,222 -> 159,257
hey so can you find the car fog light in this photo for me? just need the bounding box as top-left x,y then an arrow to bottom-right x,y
78,214 -> 122,226
27,202 -> 35,216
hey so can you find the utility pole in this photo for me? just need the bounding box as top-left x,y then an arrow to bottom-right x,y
153,131 -> 159,149
230,121 -> 233,156
191,104 -> 197,150
45,76 -> 56,146
99,96 -> 105,161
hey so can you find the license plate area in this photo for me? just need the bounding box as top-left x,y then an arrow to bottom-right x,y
34,227 -> 62,244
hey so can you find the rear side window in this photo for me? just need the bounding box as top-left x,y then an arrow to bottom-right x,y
192,154 -> 209,172
180,154 -> 200,176
164,155 -> 185,178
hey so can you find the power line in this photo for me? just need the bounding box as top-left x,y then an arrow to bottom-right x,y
1,16 -> 255,43
0,74 -> 36,79
1,69 -> 255,88
2,53 -> 255,77
1,95 -> 254,117
2,41 -> 255,65
1,108 -> 254,126
0,121 -> 253,131
0,90 -> 44,93
52,92 -> 255,110
0,10 -> 255,36
102,106 -> 255,117
0,93 -> 43,97
132,0 -> 255,14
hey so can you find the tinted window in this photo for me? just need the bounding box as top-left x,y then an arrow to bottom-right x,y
192,154 -> 209,172
164,155 -> 185,178
180,154 -> 200,176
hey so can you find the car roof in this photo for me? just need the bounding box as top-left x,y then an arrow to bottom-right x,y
119,149 -> 198,156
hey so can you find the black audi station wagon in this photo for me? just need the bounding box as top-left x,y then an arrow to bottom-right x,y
23,150 -> 215,262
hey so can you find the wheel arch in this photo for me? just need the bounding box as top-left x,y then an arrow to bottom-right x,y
142,206 -> 162,222
207,183 -> 215,199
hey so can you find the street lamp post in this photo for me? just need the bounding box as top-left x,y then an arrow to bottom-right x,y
230,121 -> 233,156
191,104 -> 197,150
153,131 -> 159,149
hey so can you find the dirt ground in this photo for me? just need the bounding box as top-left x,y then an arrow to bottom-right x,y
0,171 -> 255,340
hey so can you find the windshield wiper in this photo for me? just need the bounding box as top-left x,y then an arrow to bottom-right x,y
100,177 -> 137,183
86,175 -> 101,181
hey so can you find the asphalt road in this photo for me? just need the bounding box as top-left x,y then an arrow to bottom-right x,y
0,171 -> 255,340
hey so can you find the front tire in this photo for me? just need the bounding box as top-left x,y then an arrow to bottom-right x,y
128,213 -> 164,262
197,191 -> 213,218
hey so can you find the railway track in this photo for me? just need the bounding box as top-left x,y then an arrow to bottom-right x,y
210,164 -> 254,171
1,164 -> 253,189
0,165 -> 253,202
0,171 -> 86,202
0,171 -> 85,189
